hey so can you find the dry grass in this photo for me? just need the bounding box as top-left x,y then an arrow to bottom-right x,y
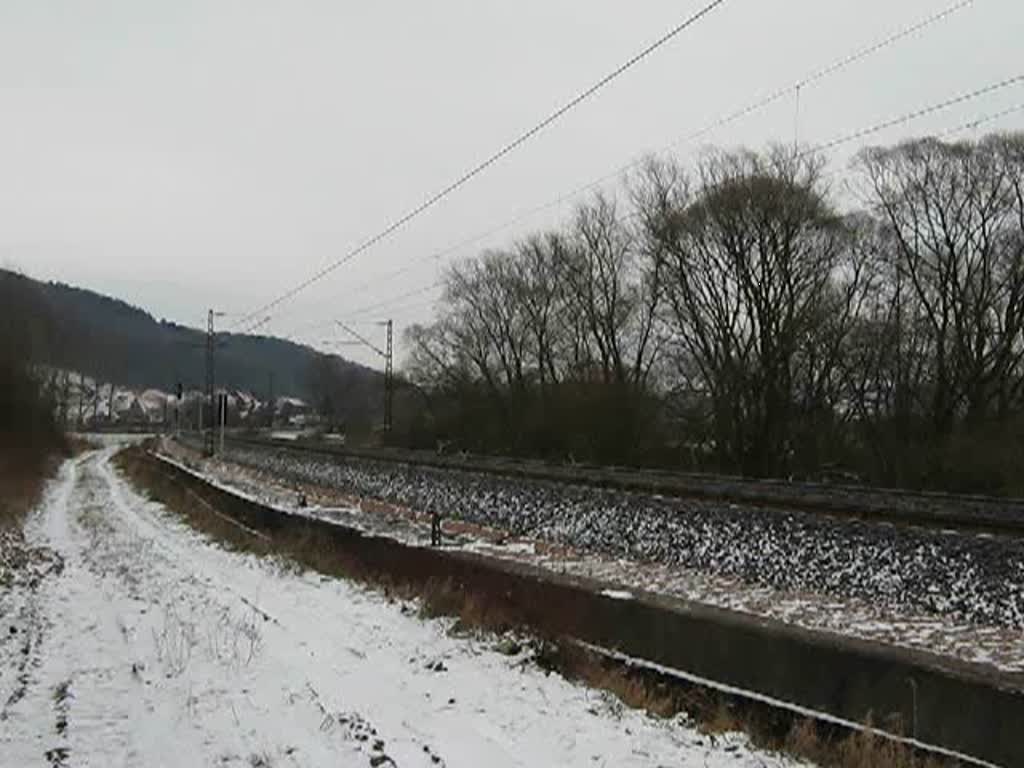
417,578 -> 466,620
0,468 -> 43,527
0,423 -> 76,528
66,435 -> 98,456
785,718 -> 823,756
0,451 -> 64,528
418,578 -> 520,636
783,715 -> 949,768
115,446 -> 963,768
560,645 -> 949,767
580,664 -> 676,718
702,700 -> 743,734
528,641 -> 681,719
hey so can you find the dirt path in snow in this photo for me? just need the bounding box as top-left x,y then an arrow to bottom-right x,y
0,447 -> 799,767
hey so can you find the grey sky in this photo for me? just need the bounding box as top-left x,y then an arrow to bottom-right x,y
2,0 -> 1021,369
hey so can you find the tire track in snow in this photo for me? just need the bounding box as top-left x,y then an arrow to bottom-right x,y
5,446 -> 801,768
96,449 -> 452,767
93,449 -> 793,767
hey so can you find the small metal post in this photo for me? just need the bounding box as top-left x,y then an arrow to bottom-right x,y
205,309 -> 216,456
218,392 -> 226,455
431,512 -> 442,547
267,372 -> 275,430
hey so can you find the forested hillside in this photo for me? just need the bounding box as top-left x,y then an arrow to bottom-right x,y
0,270 -> 380,404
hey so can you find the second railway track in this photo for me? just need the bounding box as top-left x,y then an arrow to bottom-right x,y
210,434 -> 1024,537
171,432 -> 1024,633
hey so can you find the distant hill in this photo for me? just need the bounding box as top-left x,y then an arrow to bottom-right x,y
3,269 -> 381,409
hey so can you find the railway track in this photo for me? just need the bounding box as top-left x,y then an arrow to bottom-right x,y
201,434 -> 1024,536
171,431 -> 1024,637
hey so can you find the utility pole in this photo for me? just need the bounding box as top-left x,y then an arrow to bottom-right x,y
60,372 -> 70,429
333,318 -> 394,435
384,319 -> 393,434
205,309 -> 216,456
179,382 -> 185,436
58,370 -> 67,428
220,392 -> 228,455
267,372 -> 275,430
76,372 -> 85,430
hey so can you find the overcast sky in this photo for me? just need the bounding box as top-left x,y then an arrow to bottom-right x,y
2,0 -> 1021,369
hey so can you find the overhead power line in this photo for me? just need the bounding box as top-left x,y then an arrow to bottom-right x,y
673,0 -> 977,149
234,0 -> 728,332
272,0 -> 976,327
808,74 -> 1024,154
282,282 -> 444,342
337,282 -> 444,323
287,76 -> 1024,348
936,101 -> 1024,137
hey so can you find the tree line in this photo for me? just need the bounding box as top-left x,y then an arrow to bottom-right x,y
399,133 -> 1024,493
0,270 -> 65,517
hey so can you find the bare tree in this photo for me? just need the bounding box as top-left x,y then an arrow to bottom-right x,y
857,135 -> 1024,431
564,192 -> 661,388
645,147 -> 850,475
400,133 -> 1024,490
444,253 -> 529,396
509,232 -> 570,389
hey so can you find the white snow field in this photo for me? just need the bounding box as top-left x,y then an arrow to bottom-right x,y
0,447 -> 800,768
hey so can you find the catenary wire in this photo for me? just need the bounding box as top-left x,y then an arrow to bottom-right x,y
266,0 -> 977,334
284,78 -> 1024,353
233,0 -> 729,332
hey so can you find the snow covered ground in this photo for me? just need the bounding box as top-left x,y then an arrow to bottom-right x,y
74,432 -> 154,448
162,441 -> 1024,676
0,446 -> 800,767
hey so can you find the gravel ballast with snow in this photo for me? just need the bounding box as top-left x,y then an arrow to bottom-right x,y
217,444 -> 1024,632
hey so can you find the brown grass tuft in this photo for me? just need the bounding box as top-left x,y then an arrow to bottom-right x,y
785,718 -> 825,759
783,715 -> 946,768
418,578 -> 465,620
542,642 -> 677,719
0,450 -> 64,527
702,700 -> 742,734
